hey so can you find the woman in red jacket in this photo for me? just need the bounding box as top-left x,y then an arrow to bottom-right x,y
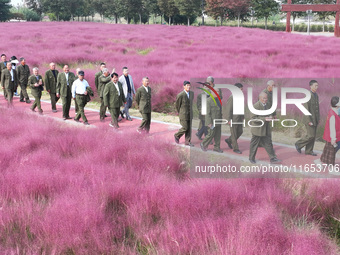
320,96 -> 340,165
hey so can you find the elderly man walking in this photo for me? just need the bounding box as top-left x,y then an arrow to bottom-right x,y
17,57 -> 31,103
72,71 -> 90,125
103,73 -> 126,129
136,77 -> 152,134
28,67 -> 44,114
56,65 -> 76,120
45,62 -> 59,112
1,62 -> 18,106
119,66 -> 136,121
249,92 -> 281,164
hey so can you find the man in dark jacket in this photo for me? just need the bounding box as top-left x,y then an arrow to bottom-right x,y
103,72 -> 126,129
200,88 -> 223,153
28,67 -> 44,114
135,77 -> 152,134
1,62 -> 18,106
56,65 -> 76,120
295,80 -> 320,156
225,83 -> 244,154
16,57 -> 31,103
174,81 -> 194,146
249,92 -> 281,164
45,62 -> 59,112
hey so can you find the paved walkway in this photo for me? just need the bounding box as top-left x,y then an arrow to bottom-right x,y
2,93 -> 340,178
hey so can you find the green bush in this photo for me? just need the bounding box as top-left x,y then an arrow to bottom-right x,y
329,25 -> 334,32
310,24 -> 318,32
298,24 -> 307,32
22,8 -> 40,21
293,24 -> 299,32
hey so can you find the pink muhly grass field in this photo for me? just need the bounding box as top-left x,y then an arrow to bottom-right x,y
1,22 -> 340,113
0,107 -> 339,253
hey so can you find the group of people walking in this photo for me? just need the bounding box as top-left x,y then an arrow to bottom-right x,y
175,77 -> 340,166
0,54 -> 151,133
1,53 -> 339,165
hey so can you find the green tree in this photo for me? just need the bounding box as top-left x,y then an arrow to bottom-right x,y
0,0 -> 12,21
157,0 -> 178,25
24,0 -> 43,15
229,0 -> 250,27
103,0 -> 124,23
282,0 -> 311,32
174,0 -> 201,26
143,0 -> 161,23
314,0 -> 336,32
251,0 -> 279,29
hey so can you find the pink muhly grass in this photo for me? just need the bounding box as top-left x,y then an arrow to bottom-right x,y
1,22 -> 340,113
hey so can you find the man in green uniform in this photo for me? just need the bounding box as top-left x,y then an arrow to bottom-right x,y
56,65 -> 76,120
44,62 -> 59,112
262,80 -> 276,117
196,83 -> 208,140
0,54 -> 7,100
200,88 -> 223,153
17,57 -> 31,103
225,83 -> 244,154
99,68 -> 111,121
295,80 -> 320,156
103,72 -> 126,129
135,77 -> 152,134
1,62 -> 17,106
28,67 -> 44,114
174,81 -> 194,146
249,92 -> 281,164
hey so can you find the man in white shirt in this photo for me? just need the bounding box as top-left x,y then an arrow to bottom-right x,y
119,67 -> 136,121
72,71 -> 90,125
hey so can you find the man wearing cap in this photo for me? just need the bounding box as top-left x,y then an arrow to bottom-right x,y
225,83 -> 244,154
72,71 -> 90,125
135,77 -> 152,133
1,62 -> 18,106
0,54 -> 7,100
119,67 -> 136,121
99,68 -> 111,121
200,86 -> 223,153
295,80 -> 320,156
45,62 -> 59,112
28,67 -> 44,114
17,57 -> 31,103
174,81 -> 194,146
249,92 -> 281,164
56,65 -> 76,120
103,72 -> 126,128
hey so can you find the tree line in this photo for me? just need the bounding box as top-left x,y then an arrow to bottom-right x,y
1,0 -> 338,30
